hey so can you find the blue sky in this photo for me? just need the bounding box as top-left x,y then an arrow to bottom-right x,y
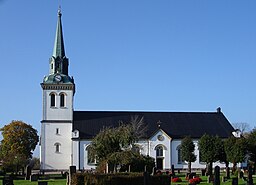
0,0 -> 256,155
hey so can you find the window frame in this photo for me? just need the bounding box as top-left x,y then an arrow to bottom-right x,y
176,145 -> 184,164
50,93 -> 56,107
54,143 -> 61,153
56,128 -> 59,135
155,145 -> 166,158
59,93 -> 66,108
86,145 -> 98,165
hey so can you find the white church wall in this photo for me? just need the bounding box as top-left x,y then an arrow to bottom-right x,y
72,140 -> 79,168
40,122 -> 46,169
79,140 -> 96,170
43,89 -> 74,121
41,122 -> 72,170
74,136 -> 230,171
171,140 -> 185,169
137,140 -> 149,156
148,130 -> 172,169
171,139 -> 229,169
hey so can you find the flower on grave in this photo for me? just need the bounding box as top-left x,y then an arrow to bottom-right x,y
172,177 -> 182,182
189,177 -> 202,184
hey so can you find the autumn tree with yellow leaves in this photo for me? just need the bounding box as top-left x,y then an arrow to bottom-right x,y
0,120 -> 39,173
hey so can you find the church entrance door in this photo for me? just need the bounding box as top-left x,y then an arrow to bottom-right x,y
156,158 -> 163,170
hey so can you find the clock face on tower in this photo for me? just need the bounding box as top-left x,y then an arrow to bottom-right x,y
54,74 -> 62,82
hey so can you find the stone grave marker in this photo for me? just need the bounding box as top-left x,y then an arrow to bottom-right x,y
214,166 -> 220,185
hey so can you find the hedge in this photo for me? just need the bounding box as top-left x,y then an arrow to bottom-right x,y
72,172 -> 170,185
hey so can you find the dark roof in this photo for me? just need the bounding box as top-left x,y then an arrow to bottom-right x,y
73,110 -> 234,140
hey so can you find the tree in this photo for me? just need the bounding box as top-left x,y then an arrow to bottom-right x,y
0,121 -> 39,173
247,129 -> 256,174
224,136 -> 247,172
29,157 -> 40,170
90,116 -> 153,172
198,134 -> 223,175
107,150 -> 155,173
216,139 -> 229,167
180,136 -> 196,173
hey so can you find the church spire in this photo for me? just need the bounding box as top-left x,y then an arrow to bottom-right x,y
48,8 -> 69,76
53,8 -> 65,58
42,8 -> 74,85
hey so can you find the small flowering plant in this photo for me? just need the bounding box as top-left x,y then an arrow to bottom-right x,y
189,177 -> 202,184
172,177 -> 182,182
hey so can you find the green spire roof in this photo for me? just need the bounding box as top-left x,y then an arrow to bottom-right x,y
52,9 -> 65,58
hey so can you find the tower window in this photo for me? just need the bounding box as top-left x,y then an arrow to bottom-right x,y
50,93 -> 56,107
60,93 -> 65,107
56,128 -> 59,135
54,143 -> 61,153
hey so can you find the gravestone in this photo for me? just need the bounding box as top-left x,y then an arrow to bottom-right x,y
68,166 -> 76,185
239,171 -> 244,179
171,164 -> 175,176
25,165 -> 32,180
247,166 -> 253,185
226,167 -> 230,179
214,166 -> 220,185
201,169 -> 206,176
232,177 -> 238,185
30,174 -> 39,181
188,172 -> 196,179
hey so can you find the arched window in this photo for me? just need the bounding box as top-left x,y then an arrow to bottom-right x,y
176,145 -> 183,164
86,145 -> 97,164
50,93 -> 56,107
156,145 -> 164,157
54,143 -> 61,153
60,93 -> 65,107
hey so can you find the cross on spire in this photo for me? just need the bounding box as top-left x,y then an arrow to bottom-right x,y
157,120 -> 162,128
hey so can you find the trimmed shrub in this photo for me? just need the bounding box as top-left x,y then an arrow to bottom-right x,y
72,172 -> 170,185
71,173 -> 84,185
150,175 -> 170,185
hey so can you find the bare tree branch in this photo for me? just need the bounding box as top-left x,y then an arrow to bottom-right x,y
232,122 -> 251,134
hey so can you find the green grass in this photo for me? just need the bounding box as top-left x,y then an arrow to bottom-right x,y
172,175 -> 255,185
2,179 -> 66,185
1,174 -> 255,185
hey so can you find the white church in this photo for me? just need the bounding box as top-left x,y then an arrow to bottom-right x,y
40,10 -> 235,172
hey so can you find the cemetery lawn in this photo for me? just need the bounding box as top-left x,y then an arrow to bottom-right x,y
1,174 -> 255,185
11,179 -> 66,185
174,175 -> 256,185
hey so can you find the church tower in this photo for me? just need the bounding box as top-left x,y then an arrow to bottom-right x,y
40,9 -> 75,171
